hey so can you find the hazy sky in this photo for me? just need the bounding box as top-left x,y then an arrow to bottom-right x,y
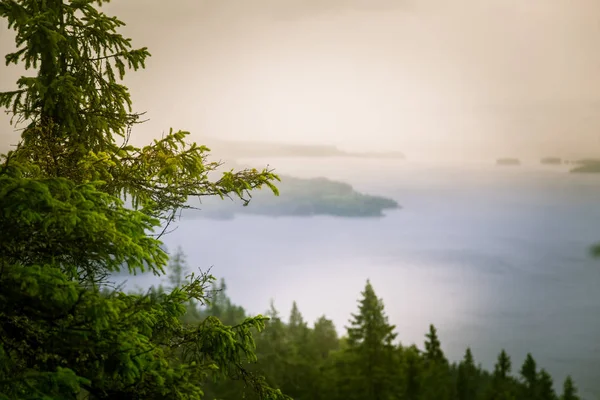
2,0 -> 600,160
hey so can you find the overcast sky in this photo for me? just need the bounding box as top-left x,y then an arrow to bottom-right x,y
2,0 -> 600,160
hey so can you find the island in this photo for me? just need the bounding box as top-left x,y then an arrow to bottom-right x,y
196,136 -> 405,160
540,157 -> 562,165
570,159 -> 600,173
496,158 -> 521,166
182,175 -> 400,219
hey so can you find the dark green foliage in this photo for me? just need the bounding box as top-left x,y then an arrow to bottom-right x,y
560,376 -> 580,400
457,348 -> 478,400
312,315 -> 339,360
342,280 -> 399,400
423,324 -> 447,364
537,370 -> 557,400
484,350 -> 517,400
519,354 -> 537,400
420,325 -> 453,400
495,350 -> 512,380
403,345 -> 422,400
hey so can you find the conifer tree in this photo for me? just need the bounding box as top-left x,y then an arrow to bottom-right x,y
560,376 -> 580,400
538,369 -> 558,400
520,353 -> 538,400
0,0 -> 279,283
343,280 -> 398,400
254,301 -> 291,391
494,350 -> 512,380
279,302 -> 312,399
420,324 -> 453,400
308,316 -> 340,400
167,246 -> 191,289
288,301 -> 309,341
403,345 -> 422,400
423,324 -> 447,364
0,1 -> 284,398
312,315 -> 339,360
457,348 -> 478,400
485,350 -> 516,400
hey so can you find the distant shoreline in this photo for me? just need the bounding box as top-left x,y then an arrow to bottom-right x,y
199,137 -> 405,160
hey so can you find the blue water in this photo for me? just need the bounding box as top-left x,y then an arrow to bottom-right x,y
130,159 -> 600,399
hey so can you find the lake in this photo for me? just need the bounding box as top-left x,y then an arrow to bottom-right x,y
125,158 -> 600,399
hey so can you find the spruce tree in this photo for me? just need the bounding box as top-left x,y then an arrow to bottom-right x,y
457,348 -> 478,400
280,301 -> 312,399
288,301 -> 309,341
0,0 -> 279,283
343,279 -> 398,400
254,301 -> 291,391
423,324 -> 447,364
485,349 -> 516,400
167,246 -> 191,289
538,369 -> 557,400
560,376 -> 580,400
420,324 -> 453,400
403,345 -> 422,400
494,350 -> 512,380
0,1 -> 284,398
520,353 -> 538,400
312,315 -> 339,360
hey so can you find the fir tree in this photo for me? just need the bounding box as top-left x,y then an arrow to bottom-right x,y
520,353 -> 538,400
403,345 -> 422,400
343,280 -> 398,400
457,348 -> 478,400
494,350 -> 512,380
560,376 -> 580,400
0,0 -> 279,283
485,349 -> 516,400
538,369 -> 557,400
423,324 -> 447,364
254,301 -> 291,392
420,325 -> 453,400
280,302 -> 312,399
167,246 -> 191,289
288,301 -> 309,341
312,315 -> 339,360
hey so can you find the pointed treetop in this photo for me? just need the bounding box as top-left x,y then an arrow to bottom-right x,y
520,353 -> 538,387
424,324 -> 446,364
463,347 -> 475,368
289,301 -> 305,328
267,299 -> 280,320
346,279 -> 397,348
538,369 -> 558,400
494,349 -> 512,380
561,376 -> 580,400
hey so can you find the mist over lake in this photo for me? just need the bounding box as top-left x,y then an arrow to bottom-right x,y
118,158 -> 600,399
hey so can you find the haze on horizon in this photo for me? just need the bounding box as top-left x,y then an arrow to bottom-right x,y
2,0 -> 600,161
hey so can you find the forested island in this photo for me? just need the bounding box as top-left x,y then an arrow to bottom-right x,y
183,175 -> 400,219
540,157 -> 562,165
570,159 -> 600,173
496,158 -> 521,166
